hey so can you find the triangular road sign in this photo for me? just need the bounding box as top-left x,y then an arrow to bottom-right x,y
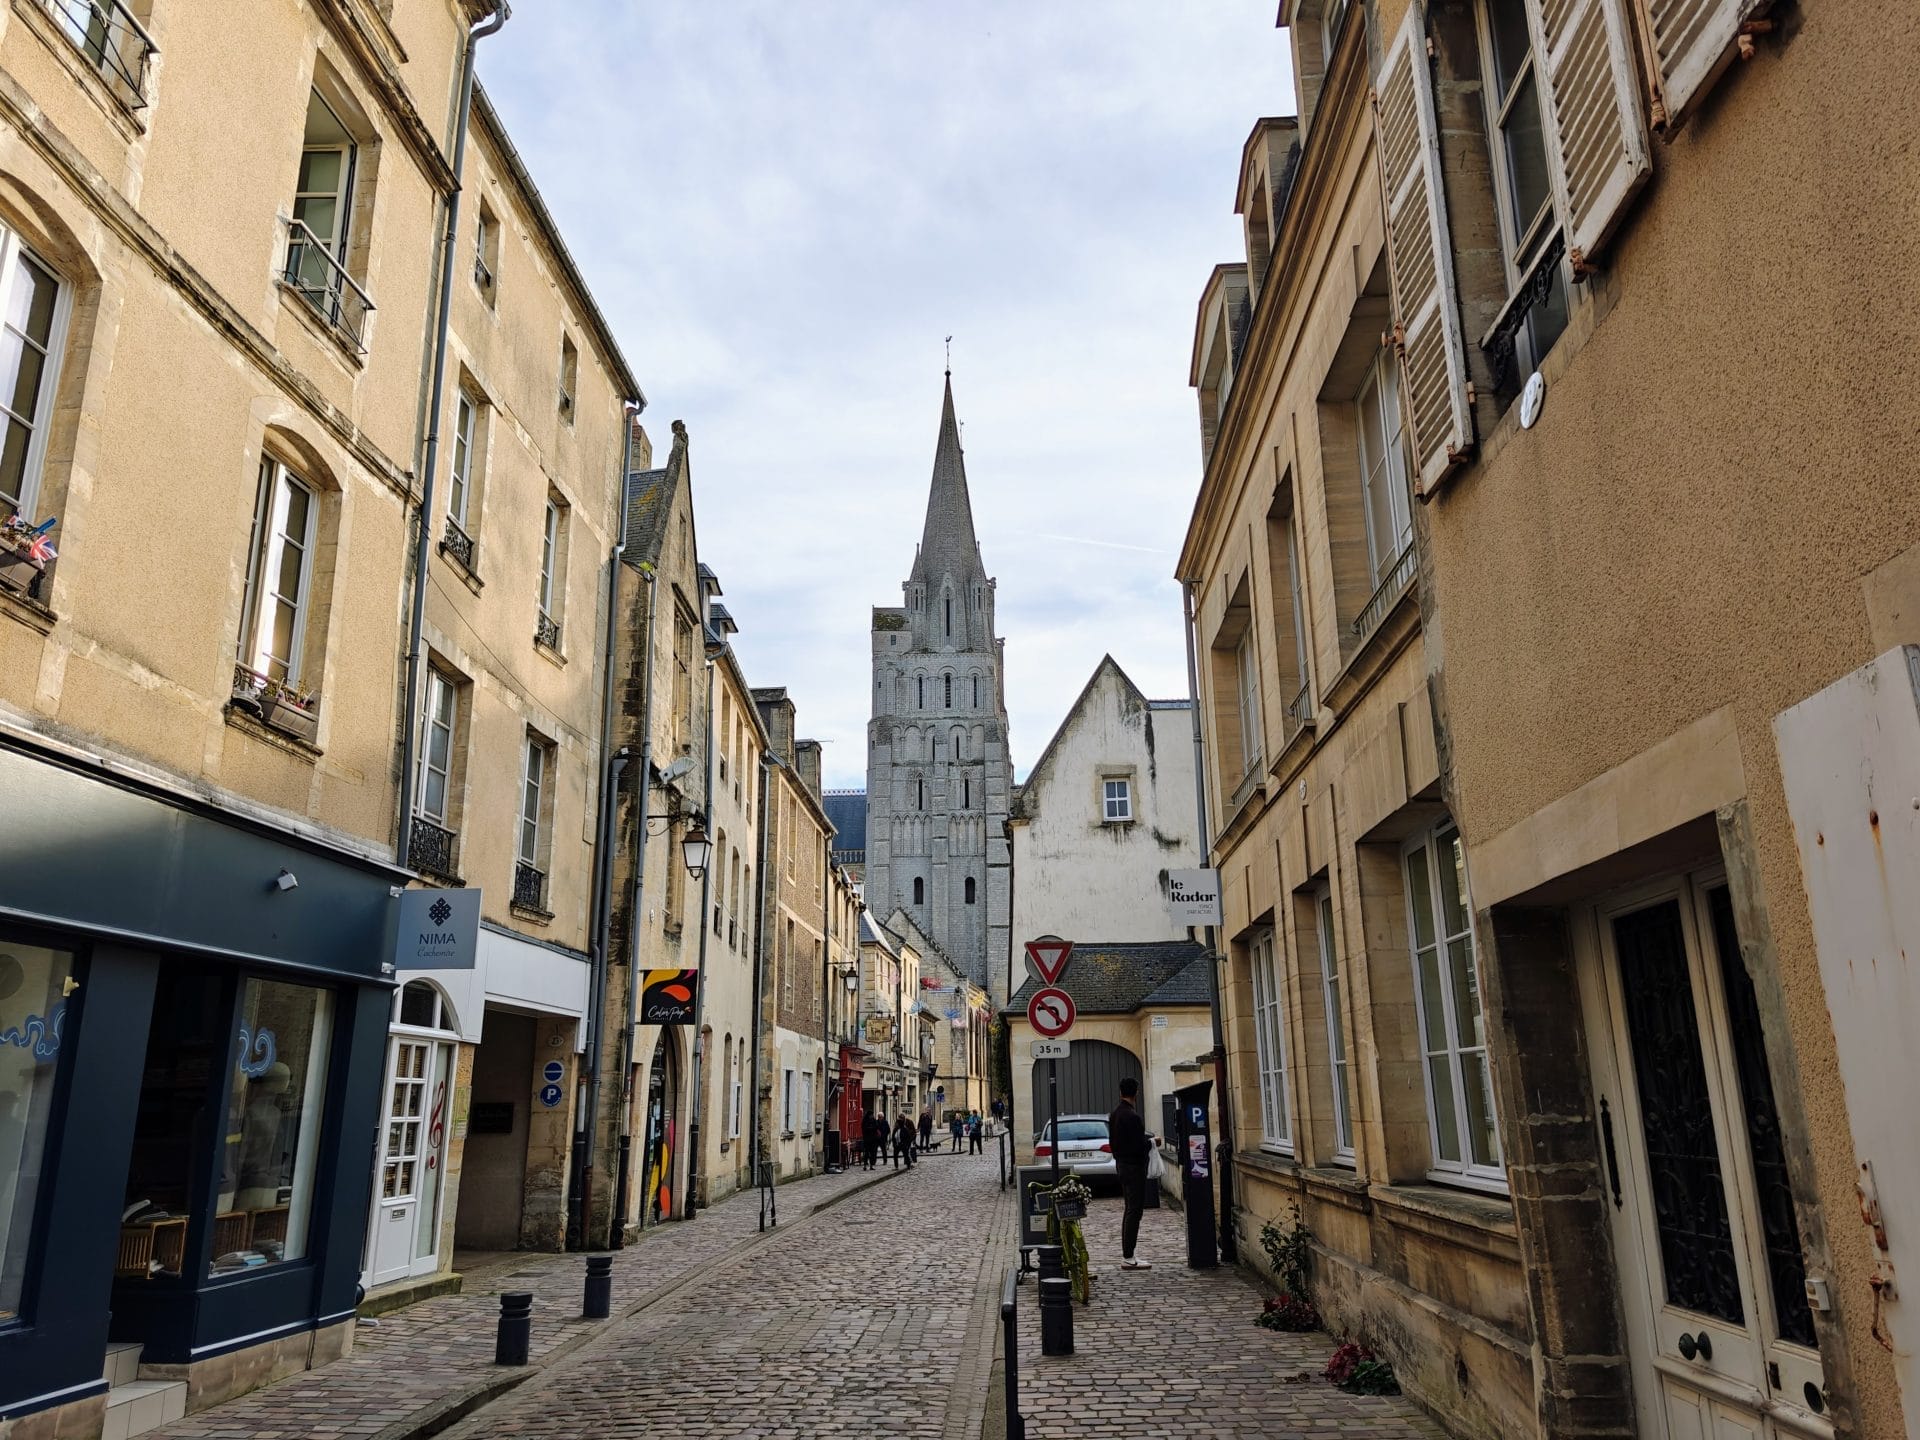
1024,936 -> 1074,986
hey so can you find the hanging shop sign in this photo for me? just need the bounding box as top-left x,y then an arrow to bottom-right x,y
640,969 -> 699,1025
392,887 -> 481,971
1167,869 -> 1223,927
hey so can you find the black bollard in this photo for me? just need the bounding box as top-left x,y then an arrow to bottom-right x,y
495,1291 -> 532,1365
1036,1243 -> 1063,1286
1038,1275 -> 1074,1356
583,1255 -> 612,1320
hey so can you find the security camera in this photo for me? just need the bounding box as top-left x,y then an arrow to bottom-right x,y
274,869 -> 299,892
660,755 -> 695,784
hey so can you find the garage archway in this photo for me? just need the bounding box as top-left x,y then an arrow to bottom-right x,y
1029,1038 -> 1141,1131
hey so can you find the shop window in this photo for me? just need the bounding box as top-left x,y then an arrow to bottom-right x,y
213,978 -> 333,1274
0,935 -> 76,1320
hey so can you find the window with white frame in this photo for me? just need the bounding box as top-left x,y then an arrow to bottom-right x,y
1250,926 -> 1291,1151
730,1049 -> 742,1137
1355,348 -> 1412,589
1403,822 -> 1502,1185
518,735 -> 548,868
538,496 -> 560,620
799,1071 -> 813,1134
558,333 -> 577,420
294,91 -> 354,264
239,457 -> 317,685
0,228 -> 66,523
473,203 -> 499,301
1236,628 -> 1261,778
1315,887 -> 1354,1161
448,391 -> 478,535
418,669 -> 459,825
1285,514 -> 1311,704
1102,778 -> 1132,823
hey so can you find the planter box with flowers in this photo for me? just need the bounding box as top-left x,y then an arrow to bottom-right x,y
231,665 -> 320,745
0,514 -> 57,600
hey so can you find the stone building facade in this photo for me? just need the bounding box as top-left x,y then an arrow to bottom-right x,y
865,376 -> 1013,1000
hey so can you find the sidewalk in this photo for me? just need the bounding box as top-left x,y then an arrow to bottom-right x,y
1010,1195 -> 1449,1440
147,1167 -> 894,1440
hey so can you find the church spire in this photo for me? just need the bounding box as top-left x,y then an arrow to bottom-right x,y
910,372 -> 983,586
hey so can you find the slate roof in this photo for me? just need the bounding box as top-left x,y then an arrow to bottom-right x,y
823,790 -> 867,854
858,912 -> 898,954
1004,941 -> 1211,1017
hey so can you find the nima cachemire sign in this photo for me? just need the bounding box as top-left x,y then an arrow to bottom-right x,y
392,887 -> 481,971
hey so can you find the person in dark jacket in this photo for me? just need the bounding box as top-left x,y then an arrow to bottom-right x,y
1108,1077 -> 1153,1270
918,1107 -> 934,1152
892,1113 -> 917,1169
862,1109 -> 885,1171
949,1111 -> 965,1152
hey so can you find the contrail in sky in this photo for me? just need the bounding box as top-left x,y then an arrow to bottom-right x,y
1022,532 -> 1169,556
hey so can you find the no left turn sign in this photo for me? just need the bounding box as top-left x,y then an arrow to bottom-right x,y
1028,986 -> 1075,1039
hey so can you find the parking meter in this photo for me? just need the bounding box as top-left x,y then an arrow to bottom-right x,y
1172,1079 -> 1218,1270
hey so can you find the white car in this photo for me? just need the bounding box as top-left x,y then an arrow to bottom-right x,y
1033,1114 -> 1117,1183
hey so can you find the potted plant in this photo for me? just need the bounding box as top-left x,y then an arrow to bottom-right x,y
260,677 -> 319,743
0,514 -> 56,592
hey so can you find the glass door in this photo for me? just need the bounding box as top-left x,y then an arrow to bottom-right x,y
368,1035 -> 452,1285
1581,876 -> 1827,1438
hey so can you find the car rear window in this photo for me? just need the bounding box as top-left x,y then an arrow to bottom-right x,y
1051,1121 -> 1108,1142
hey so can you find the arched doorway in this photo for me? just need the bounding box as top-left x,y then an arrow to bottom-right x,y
641,1032 -> 678,1227
1029,1038 -> 1141,1131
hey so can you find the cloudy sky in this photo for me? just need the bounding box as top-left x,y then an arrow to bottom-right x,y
482,5 -> 1294,788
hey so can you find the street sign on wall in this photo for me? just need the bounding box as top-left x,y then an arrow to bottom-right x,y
1167,869 -> 1223,927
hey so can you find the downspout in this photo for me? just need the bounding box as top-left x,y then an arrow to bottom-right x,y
820,836 -> 831,1167
395,2 -> 508,867
686,653 -> 716,1217
1183,579 -> 1238,1264
572,401 -> 640,1251
610,565 -> 659,1247
749,752 -> 776,1224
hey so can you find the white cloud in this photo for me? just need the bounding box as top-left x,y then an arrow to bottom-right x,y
481,3 -> 1293,786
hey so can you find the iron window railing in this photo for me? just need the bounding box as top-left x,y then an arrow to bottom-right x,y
280,216 -> 374,352
513,861 -> 547,912
534,611 -> 562,651
1352,540 -> 1418,648
1287,681 -> 1315,732
473,254 -> 494,294
42,0 -> 155,112
408,817 -> 458,880
439,518 -> 476,571
1229,756 -> 1265,815
1479,230 -> 1566,392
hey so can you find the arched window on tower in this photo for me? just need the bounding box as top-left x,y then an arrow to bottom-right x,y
972,674 -> 980,708
944,674 -> 952,707
945,594 -> 952,638
913,877 -> 925,905
917,675 -> 924,709
962,776 -> 971,809
915,774 -> 925,809
965,877 -> 976,904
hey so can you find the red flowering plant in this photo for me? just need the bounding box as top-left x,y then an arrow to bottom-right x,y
1325,1341 -> 1400,1395
1255,1205 -> 1322,1332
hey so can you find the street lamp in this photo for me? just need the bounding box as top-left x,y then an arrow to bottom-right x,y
680,820 -> 711,880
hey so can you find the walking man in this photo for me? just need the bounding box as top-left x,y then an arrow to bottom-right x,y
918,1106 -> 934,1153
1109,1077 -> 1152,1270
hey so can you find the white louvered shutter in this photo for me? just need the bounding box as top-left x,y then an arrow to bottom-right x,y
1527,0 -> 1651,270
1637,0 -> 1770,134
1375,8 -> 1472,497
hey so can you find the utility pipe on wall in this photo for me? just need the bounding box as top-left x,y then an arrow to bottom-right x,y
610,565 -> 659,1247
395,2 -> 508,868
749,751 -> 778,1225
686,652 -> 716,1217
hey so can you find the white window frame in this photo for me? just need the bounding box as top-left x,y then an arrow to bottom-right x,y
0,228 -> 70,522
418,669 -> 458,825
1285,514 -> 1312,697
1403,822 -> 1506,1190
539,497 -> 559,618
241,457 -> 318,685
448,392 -> 476,532
473,206 -> 497,298
1356,348 -> 1412,588
1250,926 -> 1292,1153
1236,628 -> 1262,778
295,91 -> 355,261
799,1071 -> 813,1136
558,333 -> 577,420
1102,778 -> 1132,824
518,735 -> 547,868
730,1052 -> 742,1138
1315,885 -> 1355,1163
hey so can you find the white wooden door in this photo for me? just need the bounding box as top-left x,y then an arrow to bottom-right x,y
1577,876 -> 1830,1438
369,1038 -> 451,1285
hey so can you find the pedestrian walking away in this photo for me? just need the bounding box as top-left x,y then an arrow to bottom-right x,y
863,1109 -> 885,1171
948,1110 -> 965,1152
1108,1076 -> 1152,1270
967,1110 -> 983,1153
918,1105 -> 934,1152
893,1113 -> 917,1169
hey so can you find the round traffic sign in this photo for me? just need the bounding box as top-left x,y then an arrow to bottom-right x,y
543,1060 -> 565,1085
1028,986 -> 1075,1039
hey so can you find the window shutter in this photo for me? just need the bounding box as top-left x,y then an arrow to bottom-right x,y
1634,0 -> 1770,134
1527,0 -> 1651,270
1374,9 -> 1473,497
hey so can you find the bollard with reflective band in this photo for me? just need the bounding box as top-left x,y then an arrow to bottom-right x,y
583,1255 -> 612,1319
1038,1275 -> 1075,1356
495,1291 -> 533,1365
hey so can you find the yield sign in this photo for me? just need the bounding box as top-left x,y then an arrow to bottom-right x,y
1028,986 -> 1075,1039
1024,936 -> 1074,986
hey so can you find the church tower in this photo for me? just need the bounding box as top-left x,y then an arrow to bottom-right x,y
866,375 -> 1014,999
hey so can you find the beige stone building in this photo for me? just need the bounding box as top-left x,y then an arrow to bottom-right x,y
1356,0 -> 1917,1433
1176,35 -> 1530,1438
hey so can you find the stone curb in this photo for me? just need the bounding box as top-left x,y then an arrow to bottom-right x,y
371,1169 -> 903,1440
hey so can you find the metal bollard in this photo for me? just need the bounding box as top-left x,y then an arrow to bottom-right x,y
1038,1275 -> 1074,1356
1000,1269 -> 1026,1439
495,1292 -> 533,1365
583,1255 -> 613,1319
1036,1243 -> 1063,1286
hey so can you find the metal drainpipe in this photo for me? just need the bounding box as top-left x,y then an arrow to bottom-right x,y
749,752 -> 776,1220
395,2 -> 508,868
820,835 -> 831,1166
685,653 -> 716,1217
571,402 -> 640,1251
1182,579 -> 1238,1264
610,567 -> 659,1247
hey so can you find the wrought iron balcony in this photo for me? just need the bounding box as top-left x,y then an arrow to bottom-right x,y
439,518 -> 476,571
42,0 -> 155,112
512,860 -> 547,913
1351,541 -> 1418,648
534,610 -> 562,650
280,216 -> 374,352
1286,682 -> 1315,732
229,663 -> 320,743
1480,230 -> 1566,393
408,817 -> 458,880
1229,757 -> 1265,815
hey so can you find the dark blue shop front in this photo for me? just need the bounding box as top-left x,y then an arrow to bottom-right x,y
0,739 -> 396,1422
